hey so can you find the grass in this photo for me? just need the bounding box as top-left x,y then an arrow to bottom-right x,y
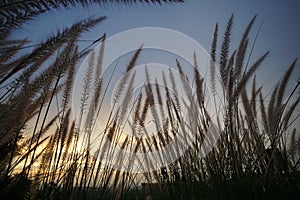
1,1 -> 300,199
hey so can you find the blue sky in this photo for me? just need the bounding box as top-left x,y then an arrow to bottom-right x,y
15,0 -> 300,89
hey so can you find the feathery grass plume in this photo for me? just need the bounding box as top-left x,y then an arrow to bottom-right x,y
169,67 -> 181,111
139,96 -> 150,127
0,0 -> 184,16
78,50 -> 95,131
250,76 -> 261,118
83,45 -> 104,122
11,78 -> 66,171
145,65 -> 161,132
155,79 -> 163,107
144,65 -> 155,107
0,39 -> 28,70
0,0 -> 182,39
62,121 -> 76,163
113,45 -> 142,104
95,34 -> 106,80
276,59 -> 297,111
245,83 -> 264,153
0,16 -> 106,85
162,71 -> 171,103
240,86 -> 250,112
1,87 -> 40,145
241,87 -> 256,134
0,9 -> 44,40
210,23 -> 218,94
234,15 -> 256,81
259,91 -> 269,134
60,42 -> 77,117
84,50 -> 97,142
269,62 -> 298,144
133,93 -> 143,126
176,59 -> 193,102
231,51 -> 269,102
267,84 -> 279,143
0,39 -> 29,52
20,42 -> 79,173
1,56 -> 55,102
220,14 -> 233,87
225,50 -> 236,102
282,96 -> 300,130
282,76 -> 300,113
106,119 -> 118,143
155,78 -> 166,122
90,35 -> 106,123
118,70 -> 136,126
0,46 -> 68,128
193,52 -> 204,107
24,84 -> 65,121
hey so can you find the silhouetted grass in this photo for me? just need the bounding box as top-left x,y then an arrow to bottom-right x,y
1,1 -> 299,199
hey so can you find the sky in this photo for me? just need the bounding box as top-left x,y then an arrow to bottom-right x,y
11,0 -> 300,133
14,0 -> 300,89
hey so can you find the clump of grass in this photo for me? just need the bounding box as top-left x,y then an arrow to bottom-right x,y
1,0 -> 299,199
147,15 -> 300,200
0,1 -> 184,199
